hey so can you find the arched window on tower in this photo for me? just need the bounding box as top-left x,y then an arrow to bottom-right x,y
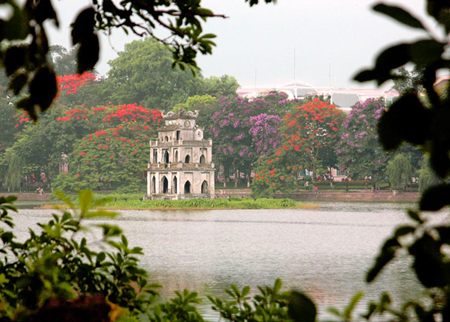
164,151 -> 169,163
184,181 -> 191,194
199,155 -> 205,164
162,176 -> 169,193
173,176 -> 178,193
201,180 -> 208,194
151,176 -> 156,193
185,155 -> 190,163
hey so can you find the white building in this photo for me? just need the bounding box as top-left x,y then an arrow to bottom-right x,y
146,110 -> 215,199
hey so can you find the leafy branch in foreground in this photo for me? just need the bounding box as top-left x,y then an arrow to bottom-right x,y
0,189 -> 159,321
352,1 -> 450,321
0,0 -> 275,120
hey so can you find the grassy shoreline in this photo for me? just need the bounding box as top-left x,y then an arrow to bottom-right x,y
41,194 -> 317,210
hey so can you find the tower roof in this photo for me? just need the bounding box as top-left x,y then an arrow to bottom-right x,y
162,109 -> 198,120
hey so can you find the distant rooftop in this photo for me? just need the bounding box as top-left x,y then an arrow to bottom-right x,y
236,80 -> 400,112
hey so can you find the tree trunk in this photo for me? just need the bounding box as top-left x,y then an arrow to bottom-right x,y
234,168 -> 238,188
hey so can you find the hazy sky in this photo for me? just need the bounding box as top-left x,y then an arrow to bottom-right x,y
46,0 -> 433,89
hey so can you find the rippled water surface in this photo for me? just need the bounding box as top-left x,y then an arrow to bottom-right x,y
16,202 -> 424,320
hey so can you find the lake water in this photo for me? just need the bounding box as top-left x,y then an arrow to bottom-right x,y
14,202 -> 424,320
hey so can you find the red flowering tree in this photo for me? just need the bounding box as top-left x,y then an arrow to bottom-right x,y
251,98 -> 344,197
56,72 -> 105,108
52,103 -> 161,192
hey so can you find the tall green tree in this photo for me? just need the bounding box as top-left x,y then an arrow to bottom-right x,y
47,45 -> 78,76
202,75 -> 240,98
3,149 -> 23,191
104,38 -> 204,111
385,153 -> 413,190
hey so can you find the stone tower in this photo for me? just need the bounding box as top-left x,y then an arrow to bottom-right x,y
146,110 -> 215,199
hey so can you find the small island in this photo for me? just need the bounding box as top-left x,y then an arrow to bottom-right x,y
40,193 -> 316,210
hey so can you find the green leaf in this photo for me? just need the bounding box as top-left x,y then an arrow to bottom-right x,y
71,7 -> 96,45
343,291 -> 364,319
409,233 -> 450,288
394,225 -> 415,238
8,72 -> 27,95
377,93 -> 431,150
367,237 -> 399,282
427,0 -> 450,20
121,234 -> 128,248
4,45 -> 27,76
241,285 -> 250,297
373,4 -> 426,30
0,3 -> 28,41
326,306 -> 341,318
409,39 -> 444,67
78,189 -> 94,215
85,210 -> 118,219
35,0 -> 59,27
29,66 -> 57,112
288,291 -> 317,322
407,209 -> 424,224
375,43 -> 410,74
419,183 -> 450,211
77,33 -> 99,73
273,278 -> 282,294
54,190 -> 75,209
92,197 -> 114,208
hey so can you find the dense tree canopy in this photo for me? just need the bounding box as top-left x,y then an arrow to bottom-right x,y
52,103 -> 161,193
210,93 -> 290,186
251,97 -> 344,197
337,98 -> 390,188
104,38 -> 204,111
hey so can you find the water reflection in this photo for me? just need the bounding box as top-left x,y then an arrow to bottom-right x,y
15,203 -> 423,320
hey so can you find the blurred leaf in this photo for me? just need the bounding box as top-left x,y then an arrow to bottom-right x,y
4,46 -> 27,76
409,233 -> 449,288
29,66 -> 57,112
8,72 -> 27,95
35,0 -> 59,27
373,4 -> 426,30
375,43 -> 410,73
409,39 -> 444,67
354,69 -> 377,83
77,34 -> 99,74
427,0 -> 450,20
394,225 -> 416,238
0,3 -> 28,41
367,237 -> 399,282
378,93 -> 431,150
71,7 -> 96,45
407,209 -> 424,224
343,291 -> 364,320
419,183 -> 450,211
78,189 -> 93,215
54,190 -> 75,209
288,291 -> 316,322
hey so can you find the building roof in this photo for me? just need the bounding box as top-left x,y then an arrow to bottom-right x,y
162,109 -> 198,120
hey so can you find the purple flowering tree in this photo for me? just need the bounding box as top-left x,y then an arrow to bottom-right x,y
337,98 -> 391,190
210,93 -> 287,187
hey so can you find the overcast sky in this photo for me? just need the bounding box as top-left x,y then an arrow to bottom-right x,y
46,0 -> 434,90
